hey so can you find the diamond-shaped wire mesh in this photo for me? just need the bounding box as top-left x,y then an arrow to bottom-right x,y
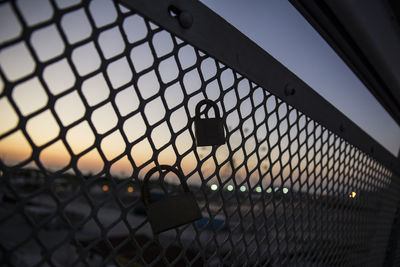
0,0 -> 399,266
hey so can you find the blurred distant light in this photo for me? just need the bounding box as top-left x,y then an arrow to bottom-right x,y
127,186 -> 134,193
227,185 -> 234,191
274,187 -> 279,192
240,185 -> 246,192
282,187 -> 289,194
349,191 -> 357,198
210,184 -> 218,191
255,186 -> 262,193
102,185 -> 109,192
266,187 -> 272,193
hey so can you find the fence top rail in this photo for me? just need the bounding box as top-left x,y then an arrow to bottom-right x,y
120,0 -> 400,175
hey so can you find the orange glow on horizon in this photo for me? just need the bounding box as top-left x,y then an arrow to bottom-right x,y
0,139 -> 293,186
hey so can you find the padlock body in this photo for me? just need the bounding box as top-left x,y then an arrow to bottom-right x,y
194,118 -> 225,146
147,192 -> 202,234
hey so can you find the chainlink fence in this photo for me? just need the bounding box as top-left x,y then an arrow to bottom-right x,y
1,0 -> 400,266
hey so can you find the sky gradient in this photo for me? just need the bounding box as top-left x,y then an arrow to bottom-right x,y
0,0 -> 395,194
200,0 -> 400,156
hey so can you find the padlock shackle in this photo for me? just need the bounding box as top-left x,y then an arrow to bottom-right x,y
141,165 -> 190,207
195,99 -> 221,119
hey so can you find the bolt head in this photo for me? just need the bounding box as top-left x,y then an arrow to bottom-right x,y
179,11 -> 193,29
284,85 -> 296,97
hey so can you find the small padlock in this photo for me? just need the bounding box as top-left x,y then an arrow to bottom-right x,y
194,99 -> 225,146
141,165 -> 202,234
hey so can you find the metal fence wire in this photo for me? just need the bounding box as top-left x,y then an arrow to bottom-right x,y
1,0 -> 400,266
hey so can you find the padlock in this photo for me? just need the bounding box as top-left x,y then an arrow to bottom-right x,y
194,99 -> 225,146
141,165 -> 202,234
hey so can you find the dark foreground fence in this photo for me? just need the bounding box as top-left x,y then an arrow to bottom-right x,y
1,0 -> 399,266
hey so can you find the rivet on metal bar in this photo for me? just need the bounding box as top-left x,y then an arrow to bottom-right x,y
168,5 -> 193,29
284,84 -> 296,96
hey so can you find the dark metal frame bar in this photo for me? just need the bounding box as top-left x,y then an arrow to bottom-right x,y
289,0 -> 400,127
120,0 -> 400,175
